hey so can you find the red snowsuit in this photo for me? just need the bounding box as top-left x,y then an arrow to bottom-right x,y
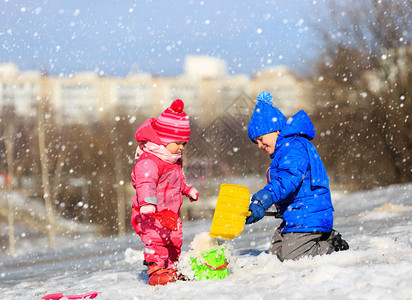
131,118 -> 193,268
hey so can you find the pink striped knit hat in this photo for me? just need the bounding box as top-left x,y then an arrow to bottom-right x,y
153,99 -> 191,145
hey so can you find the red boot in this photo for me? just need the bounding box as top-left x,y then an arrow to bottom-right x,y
147,264 -> 176,286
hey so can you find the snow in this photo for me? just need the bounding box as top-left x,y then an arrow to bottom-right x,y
1,183 -> 412,300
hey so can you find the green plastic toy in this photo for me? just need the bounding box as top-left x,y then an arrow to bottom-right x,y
190,247 -> 229,280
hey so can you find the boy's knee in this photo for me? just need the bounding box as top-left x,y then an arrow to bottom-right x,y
269,231 -> 339,261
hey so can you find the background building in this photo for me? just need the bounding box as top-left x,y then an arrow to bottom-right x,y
0,56 -> 313,124
251,66 -> 313,116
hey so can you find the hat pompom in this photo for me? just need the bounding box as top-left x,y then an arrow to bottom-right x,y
171,99 -> 184,113
256,91 -> 273,105
248,91 -> 286,143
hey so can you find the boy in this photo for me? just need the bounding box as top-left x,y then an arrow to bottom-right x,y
246,92 -> 349,261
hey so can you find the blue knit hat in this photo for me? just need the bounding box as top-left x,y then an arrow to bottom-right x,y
248,91 -> 287,143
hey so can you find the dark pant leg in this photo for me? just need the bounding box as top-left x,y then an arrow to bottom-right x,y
268,228 -> 335,261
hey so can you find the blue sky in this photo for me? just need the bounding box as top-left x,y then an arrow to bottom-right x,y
0,0 -> 326,76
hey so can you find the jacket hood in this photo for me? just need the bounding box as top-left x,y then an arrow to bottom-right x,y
273,109 -> 329,191
279,110 -> 315,140
135,118 -> 163,145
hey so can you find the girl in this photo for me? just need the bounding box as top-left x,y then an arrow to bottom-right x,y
131,99 -> 199,285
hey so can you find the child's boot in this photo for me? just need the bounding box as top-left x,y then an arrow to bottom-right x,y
147,264 -> 176,286
330,229 -> 349,251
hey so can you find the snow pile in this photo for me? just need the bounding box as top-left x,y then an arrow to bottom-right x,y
124,248 -> 144,265
0,191 -> 99,257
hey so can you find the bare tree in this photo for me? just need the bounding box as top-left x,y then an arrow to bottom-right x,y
111,111 -> 126,236
309,0 -> 412,188
37,96 -> 57,248
3,110 -> 16,255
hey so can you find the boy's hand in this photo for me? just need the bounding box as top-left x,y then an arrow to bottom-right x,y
245,202 -> 266,224
245,189 -> 273,224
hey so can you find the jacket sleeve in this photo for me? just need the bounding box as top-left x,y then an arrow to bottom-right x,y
264,139 -> 309,204
178,159 -> 192,196
132,158 -> 160,206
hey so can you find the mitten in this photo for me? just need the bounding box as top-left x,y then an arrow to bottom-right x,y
245,202 -> 265,225
153,209 -> 179,231
245,189 -> 273,225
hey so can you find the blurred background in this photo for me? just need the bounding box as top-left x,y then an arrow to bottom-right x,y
0,0 -> 410,255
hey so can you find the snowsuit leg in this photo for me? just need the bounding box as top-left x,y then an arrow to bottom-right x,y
132,213 -> 183,268
268,228 -> 334,261
166,229 -> 183,267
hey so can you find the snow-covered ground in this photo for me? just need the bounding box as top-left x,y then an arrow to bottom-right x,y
1,183 -> 411,300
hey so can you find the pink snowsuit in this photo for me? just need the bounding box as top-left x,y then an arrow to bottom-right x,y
131,118 -> 193,268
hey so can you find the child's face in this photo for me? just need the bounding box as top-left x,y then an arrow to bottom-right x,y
254,131 -> 280,155
166,141 -> 187,154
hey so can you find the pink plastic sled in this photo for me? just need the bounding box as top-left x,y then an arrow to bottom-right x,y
41,291 -> 98,300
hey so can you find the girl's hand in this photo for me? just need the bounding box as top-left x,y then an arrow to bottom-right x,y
188,187 -> 199,202
140,204 -> 156,214
183,185 -> 199,202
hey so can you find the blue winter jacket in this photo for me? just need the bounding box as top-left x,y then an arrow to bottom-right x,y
263,110 -> 334,233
